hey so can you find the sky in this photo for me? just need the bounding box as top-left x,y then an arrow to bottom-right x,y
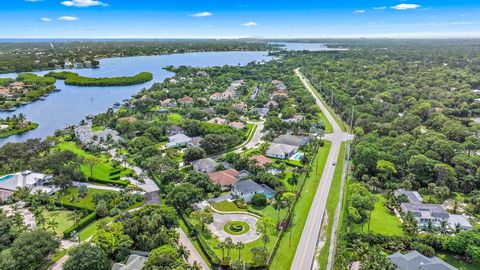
1,0 -> 480,38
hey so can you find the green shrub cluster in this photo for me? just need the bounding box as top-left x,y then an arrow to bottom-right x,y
17,73 -> 56,85
45,71 -> 153,86
181,214 -> 221,266
87,176 -> 129,187
63,212 -> 97,238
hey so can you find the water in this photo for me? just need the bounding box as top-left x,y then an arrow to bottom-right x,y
290,152 -> 305,161
0,51 -> 272,145
271,42 -> 343,51
0,174 -> 13,182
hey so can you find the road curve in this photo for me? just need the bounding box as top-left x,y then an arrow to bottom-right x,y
290,68 -> 352,270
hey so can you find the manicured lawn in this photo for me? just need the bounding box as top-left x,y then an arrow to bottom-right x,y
59,186 -> 113,210
178,218 -> 212,269
318,142 -> 345,269
55,141 -> 132,181
351,194 -> 404,236
167,113 -> 184,125
318,112 -> 333,134
224,220 -> 250,235
42,210 -> 75,237
270,141 -> 332,270
212,201 -> 246,212
78,216 -> 113,241
437,252 -> 480,270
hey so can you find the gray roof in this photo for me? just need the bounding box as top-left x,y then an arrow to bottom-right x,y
233,179 -> 264,194
266,143 -> 298,156
237,170 -> 253,180
448,214 -> 472,229
400,203 -> 449,219
112,254 -> 147,270
252,107 -> 270,115
192,158 -> 218,173
273,134 -> 310,146
394,190 -> 423,204
388,251 -> 457,270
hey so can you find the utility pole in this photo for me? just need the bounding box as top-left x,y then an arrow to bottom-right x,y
349,105 -> 355,132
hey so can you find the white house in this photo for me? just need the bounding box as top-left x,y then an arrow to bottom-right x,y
0,171 -> 57,201
164,134 -> 193,148
266,143 -> 298,159
231,179 -> 265,202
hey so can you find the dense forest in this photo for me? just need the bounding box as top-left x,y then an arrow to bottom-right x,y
45,71 -> 153,86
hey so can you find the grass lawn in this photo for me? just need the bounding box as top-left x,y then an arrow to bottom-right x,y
318,142 -> 345,269
167,113 -> 184,125
212,201 -> 246,212
60,186 -> 113,210
91,125 -> 105,132
55,141 -> 132,181
318,112 -> 333,134
270,141 -> 332,270
78,216 -> 113,241
178,218 -> 212,269
42,210 -> 75,237
437,252 -> 480,270
351,194 -> 404,236
224,220 -> 250,235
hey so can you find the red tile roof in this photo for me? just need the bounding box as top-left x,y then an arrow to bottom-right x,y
208,169 -> 239,187
250,155 -> 273,167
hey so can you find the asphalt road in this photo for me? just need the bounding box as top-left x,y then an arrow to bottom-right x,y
290,68 -> 353,270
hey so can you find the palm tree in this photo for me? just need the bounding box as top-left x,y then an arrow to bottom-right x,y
235,241 -> 244,260
256,217 -> 274,263
191,261 -> 201,270
224,237 -> 234,261
178,244 -> 190,260
426,219 -> 434,234
216,242 -> 226,262
250,246 -> 264,265
440,220 -> 448,235
36,213 -> 47,229
47,218 -> 59,233
287,173 -> 299,192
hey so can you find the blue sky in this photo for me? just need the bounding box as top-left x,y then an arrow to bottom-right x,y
1,0 -> 480,38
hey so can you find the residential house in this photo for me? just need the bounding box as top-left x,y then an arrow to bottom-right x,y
75,125 -> 122,147
0,124 -> 8,130
231,179 -> 265,202
448,214 -> 473,231
161,98 -> 177,107
394,190 -> 423,204
222,89 -> 236,99
250,155 -> 273,168
282,114 -> 305,123
210,92 -> 225,101
193,158 -> 218,174
271,90 -> 289,99
208,169 -> 240,189
265,100 -> 279,109
272,80 -> 287,91
237,170 -> 253,181
251,107 -> 269,117
229,122 -> 245,129
232,102 -> 248,113
208,117 -> 228,125
164,134 -> 193,148
0,171 -> 57,201
112,254 -> 147,270
166,125 -> 184,136
177,96 -> 194,105
387,251 -> 457,270
266,143 -> 298,159
273,134 -> 310,147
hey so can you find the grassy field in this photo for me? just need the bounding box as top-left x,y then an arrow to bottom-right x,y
60,186 -> 113,210
270,141 -> 332,270
318,142 -> 345,269
318,112 -> 333,134
55,141 -> 132,181
212,201 -> 247,212
42,210 -> 75,237
351,194 -> 404,236
78,216 -> 114,241
437,252 -> 480,270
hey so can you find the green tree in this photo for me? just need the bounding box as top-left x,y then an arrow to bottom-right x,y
144,245 -> 184,269
64,243 -> 112,270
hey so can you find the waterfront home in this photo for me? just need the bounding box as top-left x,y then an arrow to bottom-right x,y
177,96 -> 194,105
193,158 -> 218,173
266,143 -> 298,159
208,169 -> 240,189
231,179 -> 265,203
112,254 -> 147,270
0,171 -> 57,201
164,134 -> 193,148
387,251 -> 457,270
0,124 -> 9,130
273,134 -> 310,147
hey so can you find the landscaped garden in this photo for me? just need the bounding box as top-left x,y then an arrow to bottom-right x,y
224,220 -> 251,235
42,210 -> 76,237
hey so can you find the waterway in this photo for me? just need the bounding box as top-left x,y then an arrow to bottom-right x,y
0,51 -> 271,145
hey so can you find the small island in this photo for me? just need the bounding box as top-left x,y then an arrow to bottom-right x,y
45,71 -> 153,86
0,114 -> 38,138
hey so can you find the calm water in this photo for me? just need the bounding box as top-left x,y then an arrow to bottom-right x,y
0,51 -> 271,145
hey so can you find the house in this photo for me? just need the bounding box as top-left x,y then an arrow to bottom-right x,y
75,125 -> 122,147
229,122 -> 245,129
161,98 -> 177,107
271,90 -> 289,99
265,100 -> 279,109
387,251 -> 457,270
236,170 -> 253,180
271,80 -> 287,91
400,203 -> 449,227
448,214 -> 473,231
250,155 -> 273,168
222,89 -> 236,99
273,134 -> 310,147
165,134 -> 193,148
177,96 -> 194,105
232,102 -> 248,113
251,107 -> 270,117
266,143 -> 298,159
231,179 -> 265,202
112,254 -> 147,270
208,169 -> 240,189
166,125 -> 184,136
394,190 -> 423,204
282,114 -> 305,123
208,117 -> 228,125
0,171 -> 57,201
193,158 -> 218,173
190,136 -> 203,147
210,92 -> 225,101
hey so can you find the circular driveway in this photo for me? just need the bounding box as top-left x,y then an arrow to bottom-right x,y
207,212 -> 260,243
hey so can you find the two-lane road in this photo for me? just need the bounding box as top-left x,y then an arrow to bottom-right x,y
291,68 -> 353,270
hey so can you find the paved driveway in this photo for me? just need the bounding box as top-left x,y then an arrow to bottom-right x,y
207,212 -> 260,243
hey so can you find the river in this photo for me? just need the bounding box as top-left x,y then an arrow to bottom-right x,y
0,51 -> 272,145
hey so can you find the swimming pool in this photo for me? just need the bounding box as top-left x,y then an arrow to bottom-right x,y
268,168 -> 281,175
261,184 -> 275,199
0,174 -> 13,182
290,152 -> 304,161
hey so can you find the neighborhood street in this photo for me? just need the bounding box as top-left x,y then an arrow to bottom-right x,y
291,68 -> 353,270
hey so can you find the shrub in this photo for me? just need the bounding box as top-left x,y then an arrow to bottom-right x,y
78,185 -> 88,198
109,207 -> 121,216
63,212 -> 97,238
251,193 -> 267,207
96,200 -> 108,217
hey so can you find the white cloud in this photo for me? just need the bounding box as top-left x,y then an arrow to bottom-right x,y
354,10 -> 366,14
40,17 -> 52,22
61,0 -> 108,7
453,21 -> 473,25
373,6 -> 386,10
190,12 -> 213,17
242,21 -> 258,27
391,4 -> 421,10
58,16 -> 79,21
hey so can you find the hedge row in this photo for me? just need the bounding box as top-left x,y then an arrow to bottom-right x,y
182,214 -> 221,266
63,211 -> 97,238
87,177 -> 129,187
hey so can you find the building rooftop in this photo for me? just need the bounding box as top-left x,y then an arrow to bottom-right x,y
233,179 -> 264,194
388,251 -> 457,270
273,134 -> 310,146
112,254 -> 147,270
192,158 -> 218,173
394,190 -> 423,204
400,203 -> 449,219
208,169 -> 240,187
448,214 -> 473,229
266,143 -> 298,156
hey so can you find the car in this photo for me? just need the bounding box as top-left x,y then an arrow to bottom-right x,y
332,162 -> 336,166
